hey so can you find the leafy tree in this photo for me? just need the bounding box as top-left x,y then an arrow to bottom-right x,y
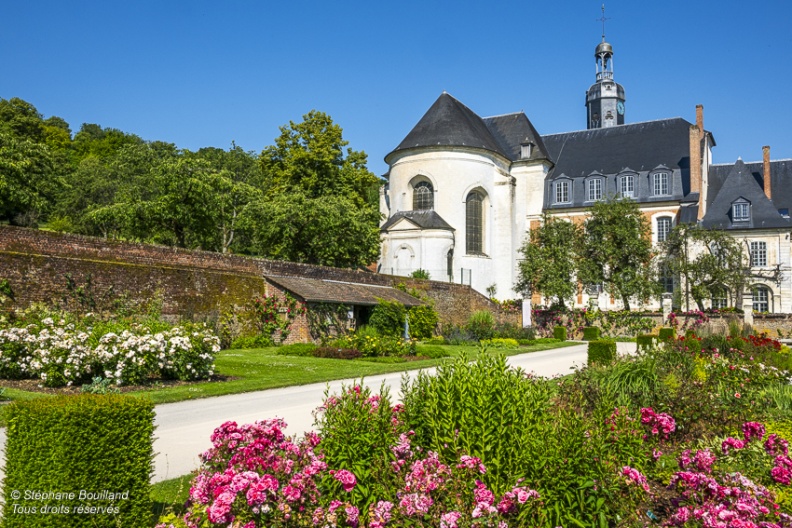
259,110 -> 380,206
239,192 -> 380,268
661,224 -> 749,311
578,198 -> 659,310
516,213 -> 580,308
0,133 -> 62,224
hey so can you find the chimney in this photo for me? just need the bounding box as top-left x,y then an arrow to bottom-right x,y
690,124 -> 702,195
763,145 -> 771,199
696,104 -> 704,135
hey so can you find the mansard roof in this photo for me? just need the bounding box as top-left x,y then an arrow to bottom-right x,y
380,210 -> 455,232
541,118 -> 693,178
701,159 -> 790,230
387,93 -> 548,163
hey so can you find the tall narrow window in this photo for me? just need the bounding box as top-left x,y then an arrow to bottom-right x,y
587,179 -> 603,201
555,181 -> 570,204
446,249 -> 454,281
657,217 -> 672,242
711,286 -> 728,309
413,181 -> 434,210
750,241 -> 767,266
619,175 -> 635,198
652,172 -> 669,196
753,286 -> 770,312
466,191 -> 483,255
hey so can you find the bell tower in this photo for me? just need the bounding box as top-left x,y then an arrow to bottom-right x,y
586,5 -> 625,129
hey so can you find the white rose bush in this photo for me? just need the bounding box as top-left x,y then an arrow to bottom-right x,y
0,316 -> 220,387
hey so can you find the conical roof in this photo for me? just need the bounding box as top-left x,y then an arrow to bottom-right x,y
386,93 -> 548,163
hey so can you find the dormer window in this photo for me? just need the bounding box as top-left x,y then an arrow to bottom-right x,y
618,174 -> 635,198
554,180 -> 571,204
520,141 -> 534,159
652,172 -> 670,196
732,200 -> 750,222
587,178 -> 603,202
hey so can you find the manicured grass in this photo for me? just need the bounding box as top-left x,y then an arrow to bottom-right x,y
0,341 -> 578,408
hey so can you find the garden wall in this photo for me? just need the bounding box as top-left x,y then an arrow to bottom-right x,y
0,227 -> 516,341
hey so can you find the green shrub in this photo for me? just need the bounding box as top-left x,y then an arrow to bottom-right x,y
230,334 -> 274,349
466,310 -> 495,340
276,343 -> 318,356
410,269 -> 430,280
313,347 -> 362,359
636,334 -> 656,353
480,338 -> 519,349
423,336 -> 446,345
80,376 -> 120,394
368,300 -> 406,336
553,325 -> 567,341
532,337 -> 562,344
587,339 -> 616,365
408,304 -> 439,339
2,394 -> 154,527
658,327 -> 676,340
492,322 -> 535,340
582,327 -> 601,341
443,325 -> 478,345
414,345 -> 450,358
517,339 -> 535,346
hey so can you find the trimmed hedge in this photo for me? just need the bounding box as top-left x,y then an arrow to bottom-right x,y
636,334 -> 656,353
313,347 -> 362,359
276,343 -> 318,356
553,326 -> 567,341
587,339 -> 617,365
658,327 -> 677,340
582,327 -> 601,341
2,394 -> 154,527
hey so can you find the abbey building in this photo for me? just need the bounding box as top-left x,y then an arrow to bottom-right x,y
378,34 -> 792,312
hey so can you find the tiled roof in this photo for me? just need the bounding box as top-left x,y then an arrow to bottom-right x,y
267,276 -> 423,307
380,210 -> 454,232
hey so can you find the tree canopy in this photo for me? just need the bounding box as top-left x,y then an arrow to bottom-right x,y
516,213 -> 580,308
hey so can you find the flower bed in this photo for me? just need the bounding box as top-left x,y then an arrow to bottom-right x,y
0,315 -> 219,387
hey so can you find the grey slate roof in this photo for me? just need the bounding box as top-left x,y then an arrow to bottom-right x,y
380,210 -> 454,232
540,118 -> 694,209
542,118 -> 692,177
703,159 -> 792,230
387,93 -> 549,163
267,276 -> 423,307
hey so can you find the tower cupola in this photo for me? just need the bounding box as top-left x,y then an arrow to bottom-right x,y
586,5 -> 625,129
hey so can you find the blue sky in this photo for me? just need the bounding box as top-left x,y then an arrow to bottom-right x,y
3,1 -> 791,177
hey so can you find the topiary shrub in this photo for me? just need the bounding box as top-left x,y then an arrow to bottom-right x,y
587,339 -> 617,365
582,327 -> 601,341
480,338 -> 520,349
636,334 -> 656,353
414,345 -> 450,359
658,327 -> 676,340
2,394 -> 154,527
553,325 -> 567,341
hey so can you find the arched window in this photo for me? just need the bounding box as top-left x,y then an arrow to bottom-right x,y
753,286 -> 771,313
413,181 -> 434,210
466,191 -> 484,255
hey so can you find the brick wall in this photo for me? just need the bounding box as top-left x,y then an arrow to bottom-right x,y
0,227 -> 518,341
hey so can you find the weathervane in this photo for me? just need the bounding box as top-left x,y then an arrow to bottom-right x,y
597,4 -> 610,41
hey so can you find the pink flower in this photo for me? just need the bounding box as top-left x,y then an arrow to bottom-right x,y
440,511 -> 462,528
473,480 -> 495,506
722,437 -> 746,454
621,466 -> 650,492
765,434 -> 790,456
369,501 -> 394,528
333,469 -> 357,492
742,422 -> 766,443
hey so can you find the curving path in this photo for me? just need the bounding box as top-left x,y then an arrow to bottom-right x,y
0,342 -> 636,484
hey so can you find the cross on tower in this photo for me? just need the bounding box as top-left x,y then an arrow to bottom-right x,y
597,4 -> 610,41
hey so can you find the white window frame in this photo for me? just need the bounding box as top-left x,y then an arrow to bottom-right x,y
711,287 -> 728,309
652,172 -> 670,196
619,175 -> 635,198
732,202 -> 750,222
750,241 -> 767,267
587,178 -> 603,202
753,286 -> 770,313
656,216 -> 673,243
555,180 -> 570,204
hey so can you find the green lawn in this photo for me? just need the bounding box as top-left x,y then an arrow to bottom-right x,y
0,341 -> 577,410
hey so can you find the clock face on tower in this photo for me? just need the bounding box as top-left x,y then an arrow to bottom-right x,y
617,101 -> 625,115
